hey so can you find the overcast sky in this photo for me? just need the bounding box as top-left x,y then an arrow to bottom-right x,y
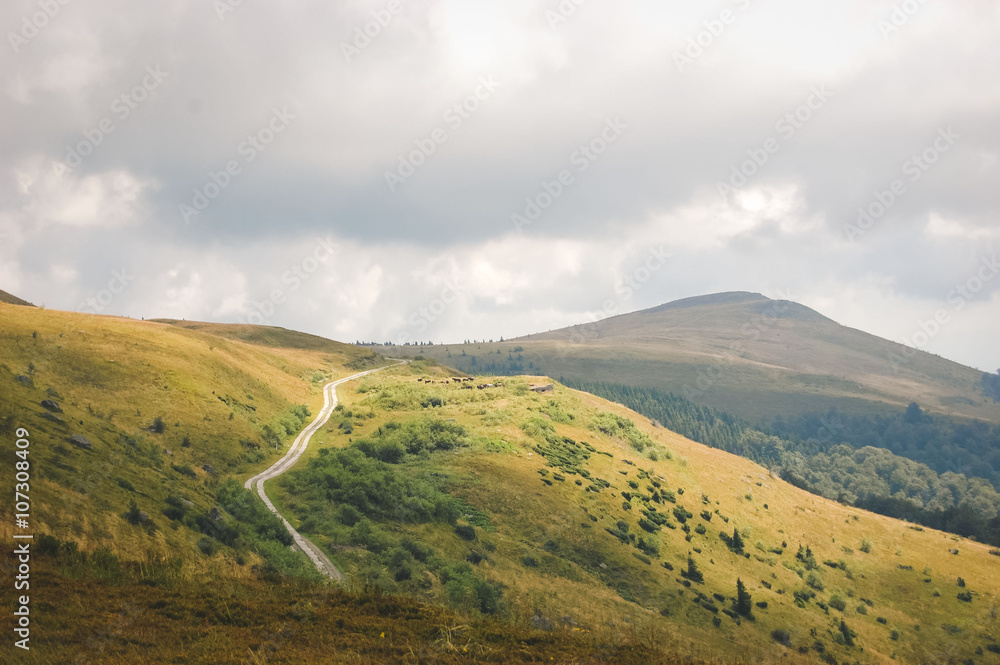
2,0 -> 998,371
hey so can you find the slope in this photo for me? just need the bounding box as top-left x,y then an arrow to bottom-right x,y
412,291 -> 999,424
0,287 -> 34,307
268,364 -> 1000,664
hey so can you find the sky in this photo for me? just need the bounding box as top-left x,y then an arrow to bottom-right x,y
2,0 -> 999,371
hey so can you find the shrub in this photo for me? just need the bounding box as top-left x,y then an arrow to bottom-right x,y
855,604 -> 868,615
829,595 -> 847,612
522,555 -> 538,568
958,591 -> 973,602
455,524 -> 477,541
806,571 -> 825,591
860,537 -> 872,554
771,629 -> 791,646
171,464 -> 197,478
151,417 -> 166,434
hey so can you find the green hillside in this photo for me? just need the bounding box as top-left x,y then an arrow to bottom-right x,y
411,292 -> 999,425
0,288 -> 34,307
6,304 -> 1000,664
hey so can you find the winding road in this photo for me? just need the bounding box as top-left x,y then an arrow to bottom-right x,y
244,360 -> 407,581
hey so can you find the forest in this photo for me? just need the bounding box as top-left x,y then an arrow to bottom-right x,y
564,380 -> 1000,546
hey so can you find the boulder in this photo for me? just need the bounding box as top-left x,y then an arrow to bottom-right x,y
202,464 -> 217,476
69,434 -> 93,450
41,412 -> 63,424
41,399 -> 62,413
209,506 -> 224,521
15,375 -> 33,387
530,612 -> 554,631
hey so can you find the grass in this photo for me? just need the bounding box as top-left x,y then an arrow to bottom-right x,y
405,292 -> 999,425
6,302 -> 1000,663
267,364 -> 1000,663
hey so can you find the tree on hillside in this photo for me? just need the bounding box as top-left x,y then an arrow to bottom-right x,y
682,556 -> 704,583
735,578 -> 753,617
731,527 -> 744,553
904,402 -> 924,424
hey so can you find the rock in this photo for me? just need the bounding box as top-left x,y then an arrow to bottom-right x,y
180,499 -> 195,509
46,387 -> 61,398
560,616 -> 577,627
163,448 -> 172,456
69,434 -> 92,450
949,549 -> 959,555
202,464 -> 217,476
41,399 -> 62,413
41,412 -> 63,424
209,507 -> 224,521
531,612 -> 554,631
15,375 -> 33,387
138,512 -> 150,523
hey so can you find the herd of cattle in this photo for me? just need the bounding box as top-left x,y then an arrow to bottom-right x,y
416,377 -> 505,390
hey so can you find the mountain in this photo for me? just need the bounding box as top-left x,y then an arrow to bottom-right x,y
415,291 -> 999,425
4,302 -> 1000,663
0,288 -> 34,307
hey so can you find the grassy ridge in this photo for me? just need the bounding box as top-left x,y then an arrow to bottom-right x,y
406,292 -> 1000,425
0,303 -> 378,572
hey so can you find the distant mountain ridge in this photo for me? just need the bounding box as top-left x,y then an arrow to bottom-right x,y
418,291 -> 1000,425
0,288 -> 34,307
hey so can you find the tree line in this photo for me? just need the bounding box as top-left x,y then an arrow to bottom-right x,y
564,380 -> 1000,546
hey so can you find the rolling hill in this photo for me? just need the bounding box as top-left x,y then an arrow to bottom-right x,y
413,292 -> 999,425
4,303 -> 1000,663
0,288 -> 34,307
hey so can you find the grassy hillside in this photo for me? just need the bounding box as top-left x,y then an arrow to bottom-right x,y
268,363 -> 1000,664
0,287 -> 34,306
6,305 -> 1000,663
0,303 -> 382,571
409,292 -> 1000,425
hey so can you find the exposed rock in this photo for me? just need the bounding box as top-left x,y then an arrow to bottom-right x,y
560,616 -> 577,627
180,499 -> 195,509
138,512 -> 150,523
202,464 -> 217,476
41,412 -> 63,424
209,506 -> 224,521
949,549 -> 960,555
41,399 -> 62,413
530,612 -> 554,631
46,387 -> 61,398
69,434 -> 93,450
15,375 -> 33,387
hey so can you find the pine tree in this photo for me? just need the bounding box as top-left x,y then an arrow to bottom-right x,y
731,527 -> 744,553
735,578 -> 753,617
683,556 -> 704,583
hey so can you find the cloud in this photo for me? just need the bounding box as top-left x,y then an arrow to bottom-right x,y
0,0 -> 997,371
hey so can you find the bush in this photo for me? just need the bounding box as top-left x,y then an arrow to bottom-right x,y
806,571 -> 825,591
771,629 -> 791,646
171,464 -> 197,478
455,524 -> 477,541
860,537 -> 872,554
151,417 -> 166,434
829,595 -> 847,611
958,591 -> 973,602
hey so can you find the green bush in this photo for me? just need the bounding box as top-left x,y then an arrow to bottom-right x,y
829,595 -> 847,612
455,524 -> 477,541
